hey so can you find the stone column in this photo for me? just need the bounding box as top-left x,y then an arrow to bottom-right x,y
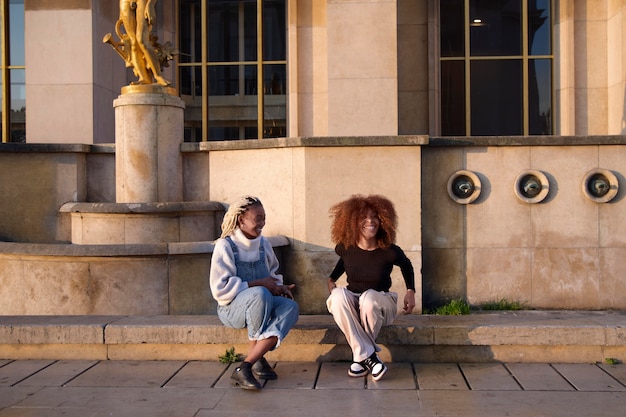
114,86 -> 185,203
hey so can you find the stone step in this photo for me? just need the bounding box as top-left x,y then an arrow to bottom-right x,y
0,311 -> 624,364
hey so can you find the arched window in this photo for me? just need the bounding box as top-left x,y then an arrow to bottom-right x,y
1,0 -> 25,143
440,0 -> 552,136
178,0 -> 286,142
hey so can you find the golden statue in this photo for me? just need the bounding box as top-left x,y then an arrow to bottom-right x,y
103,0 -> 176,87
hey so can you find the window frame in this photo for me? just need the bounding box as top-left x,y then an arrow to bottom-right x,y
1,0 -> 25,143
176,0 -> 287,142
438,0 -> 554,136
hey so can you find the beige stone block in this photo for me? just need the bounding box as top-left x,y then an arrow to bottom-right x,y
598,147 -> 626,246
466,248 -> 532,306
88,259 -> 169,315
296,92 -> 329,136
421,248 -> 466,308
283,249 -> 338,315
296,0 -> 327,27
298,146 -> 421,247
115,93 -> 184,203
22,260 -> 92,315
555,0 -> 573,23
398,24 -> 428,92
27,84 -> 94,144
397,0 -> 427,26
179,214 -> 217,242
607,15 -> 622,86
531,248 -> 600,309
465,146 -> 533,248
0,152 -> 84,243
123,216 -> 179,244
169,254 -> 215,315
182,152 -> 210,201
530,146 -> 599,247
585,88 -> 610,134
421,148 -> 466,248
105,315 -> 244,345
209,148 -> 295,238
0,316 -> 115,344
398,91 -> 429,135
0,344 -> 108,360
74,214 -> 125,244
607,83 -> 624,134
488,345 -> 604,364
599,248 -> 626,309
0,259 -> 28,314
328,1 -> 397,80
86,152 -> 116,203
581,22 -> 609,89
576,0 -> 607,21
26,9 -> 93,85
328,78 -> 398,135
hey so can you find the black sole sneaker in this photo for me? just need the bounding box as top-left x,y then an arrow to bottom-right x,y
348,361 -> 368,377
362,354 -> 388,381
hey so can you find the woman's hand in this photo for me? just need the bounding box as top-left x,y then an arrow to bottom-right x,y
327,278 -> 337,294
402,289 -> 416,314
250,277 -> 295,299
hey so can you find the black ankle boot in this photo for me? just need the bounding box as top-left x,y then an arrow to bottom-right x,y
231,362 -> 262,390
252,357 -> 278,380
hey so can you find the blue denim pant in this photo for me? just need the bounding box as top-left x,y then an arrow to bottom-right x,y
218,286 -> 299,348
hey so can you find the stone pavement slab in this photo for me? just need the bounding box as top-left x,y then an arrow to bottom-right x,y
65,360 -> 186,388
460,362 -> 522,390
14,360 -> 97,387
1,360 -> 625,416
552,363 -> 626,391
506,363 -> 575,391
414,362 -> 468,390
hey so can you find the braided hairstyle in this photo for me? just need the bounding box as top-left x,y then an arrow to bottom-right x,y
220,195 -> 263,238
329,194 -> 397,249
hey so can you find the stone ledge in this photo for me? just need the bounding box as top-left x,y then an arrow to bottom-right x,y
0,311 -> 624,363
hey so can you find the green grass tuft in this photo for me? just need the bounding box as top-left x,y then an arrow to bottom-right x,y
219,347 -> 243,364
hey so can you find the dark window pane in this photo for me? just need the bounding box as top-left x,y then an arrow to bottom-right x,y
440,0 -> 465,57
179,66 -> 202,97
441,60 -> 466,136
208,1 -> 240,62
263,0 -> 286,61
244,1 -> 258,61
470,59 -> 522,135
263,64 -> 286,138
529,0 -> 551,55
209,126 -> 241,140
209,65 -> 240,95
470,0 -> 521,56
528,59 -> 552,134
179,0 -> 201,64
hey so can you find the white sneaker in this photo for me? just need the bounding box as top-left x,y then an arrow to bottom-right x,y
347,361 -> 368,377
363,354 -> 388,381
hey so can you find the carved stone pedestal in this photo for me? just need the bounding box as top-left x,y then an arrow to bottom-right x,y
114,86 -> 185,203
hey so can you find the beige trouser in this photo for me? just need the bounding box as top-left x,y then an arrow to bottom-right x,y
326,287 -> 398,363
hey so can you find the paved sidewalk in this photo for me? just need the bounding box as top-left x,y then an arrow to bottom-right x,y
1,359 -> 625,416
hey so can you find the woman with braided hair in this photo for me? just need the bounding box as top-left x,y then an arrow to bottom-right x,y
210,196 -> 298,390
326,194 -> 415,381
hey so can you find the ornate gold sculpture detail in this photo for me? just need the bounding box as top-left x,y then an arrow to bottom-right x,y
103,0 -> 177,87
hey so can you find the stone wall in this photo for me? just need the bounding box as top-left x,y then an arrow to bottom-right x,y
1,136 -> 626,314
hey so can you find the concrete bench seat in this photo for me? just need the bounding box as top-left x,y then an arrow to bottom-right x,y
0,311 -> 624,363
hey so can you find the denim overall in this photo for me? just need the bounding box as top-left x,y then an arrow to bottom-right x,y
217,236 -> 299,346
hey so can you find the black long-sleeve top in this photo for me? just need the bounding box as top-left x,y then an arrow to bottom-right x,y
329,244 -> 415,293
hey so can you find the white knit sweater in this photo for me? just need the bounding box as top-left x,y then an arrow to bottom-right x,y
209,228 -> 283,306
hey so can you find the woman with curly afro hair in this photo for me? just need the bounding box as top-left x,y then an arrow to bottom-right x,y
326,194 -> 415,382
